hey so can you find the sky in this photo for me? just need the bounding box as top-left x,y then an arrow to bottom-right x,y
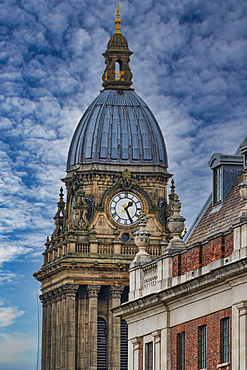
0,0 -> 246,369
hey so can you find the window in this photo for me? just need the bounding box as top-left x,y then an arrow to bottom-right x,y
177,332 -> 185,370
214,166 -> 222,203
97,317 -> 107,370
146,342 -> 153,370
120,319 -> 128,370
221,317 -> 230,363
198,325 -> 207,369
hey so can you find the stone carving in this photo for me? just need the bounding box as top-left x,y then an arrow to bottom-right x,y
115,169 -> 138,190
108,285 -> 124,298
72,179 -> 89,229
130,211 -> 152,268
239,166 -> 247,216
166,181 -> 186,252
87,285 -> 101,298
52,187 -> 65,237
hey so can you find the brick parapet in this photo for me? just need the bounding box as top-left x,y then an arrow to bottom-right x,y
172,231 -> 234,277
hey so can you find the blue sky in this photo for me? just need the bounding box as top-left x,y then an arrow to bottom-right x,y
0,0 -> 247,368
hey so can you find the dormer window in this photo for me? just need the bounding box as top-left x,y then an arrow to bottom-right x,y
214,166 -> 222,204
209,153 -> 243,207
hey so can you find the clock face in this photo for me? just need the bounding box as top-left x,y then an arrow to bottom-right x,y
109,192 -> 143,226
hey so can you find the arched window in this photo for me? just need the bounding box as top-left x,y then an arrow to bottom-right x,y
97,317 -> 107,370
120,318 -> 128,370
115,60 -> 122,80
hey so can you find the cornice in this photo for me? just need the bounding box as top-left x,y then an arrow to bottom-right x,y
112,257 -> 247,317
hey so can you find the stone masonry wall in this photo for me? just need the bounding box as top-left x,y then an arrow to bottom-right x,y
171,308 -> 232,370
173,232 -> 234,277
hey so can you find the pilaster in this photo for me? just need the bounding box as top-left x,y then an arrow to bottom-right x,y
152,330 -> 161,370
237,301 -> 247,370
131,337 -> 143,370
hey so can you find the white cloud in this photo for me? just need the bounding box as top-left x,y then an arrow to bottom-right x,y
0,305 -> 24,327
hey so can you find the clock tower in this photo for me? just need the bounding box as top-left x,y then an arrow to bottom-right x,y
34,3 -> 171,370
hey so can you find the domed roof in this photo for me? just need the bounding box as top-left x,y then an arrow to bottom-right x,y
107,33 -> 129,50
67,89 -> 168,170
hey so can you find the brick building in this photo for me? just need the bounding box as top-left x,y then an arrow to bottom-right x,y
113,137 -> 247,370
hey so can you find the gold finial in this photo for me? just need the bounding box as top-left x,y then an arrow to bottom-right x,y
114,1 -> 121,34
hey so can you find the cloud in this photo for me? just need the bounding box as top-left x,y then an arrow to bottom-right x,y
0,246 -> 31,266
0,305 -> 24,327
0,271 -> 22,285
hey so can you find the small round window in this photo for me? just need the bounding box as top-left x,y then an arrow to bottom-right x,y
121,233 -> 130,243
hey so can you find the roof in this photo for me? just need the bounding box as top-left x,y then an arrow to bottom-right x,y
67,89 -> 168,170
186,171 -> 243,246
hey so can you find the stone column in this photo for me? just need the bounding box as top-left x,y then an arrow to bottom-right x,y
40,294 -> 48,370
87,284 -> 101,370
108,285 -> 124,370
60,290 -> 66,370
64,284 -> 79,370
55,287 -> 63,370
77,288 -> 87,369
236,301 -> 247,370
46,291 -> 52,370
131,337 -> 143,370
51,291 -> 57,370
152,330 -> 161,370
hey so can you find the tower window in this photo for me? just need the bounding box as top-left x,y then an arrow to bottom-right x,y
220,317 -> 230,363
177,332 -> 185,370
120,319 -> 128,370
97,317 -> 107,370
145,342 -> 153,370
214,166 -> 222,203
115,60 -> 124,80
198,325 -> 207,369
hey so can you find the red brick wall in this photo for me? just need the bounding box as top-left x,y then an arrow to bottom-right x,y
224,233 -> 234,258
172,232 -> 234,277
201,236 -> 224,266
181,246 -> 201,275
171,308 -> 232,370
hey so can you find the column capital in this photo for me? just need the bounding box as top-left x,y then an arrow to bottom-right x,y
236,300 -> 247,315
108,285 -> 124,298
39,294 -> 48,305
131,337 -> 142,350
61,283 -> 79,298
152,330 -> 161,343
87,284 -> 101,298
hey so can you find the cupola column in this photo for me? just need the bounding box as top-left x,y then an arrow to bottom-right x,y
87,285 -> 101,370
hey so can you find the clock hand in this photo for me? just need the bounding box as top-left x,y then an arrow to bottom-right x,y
126,201 -> 133,209
124,207 -> 133,224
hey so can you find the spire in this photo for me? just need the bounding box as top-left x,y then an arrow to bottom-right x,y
115,1 -> 121,34
102,1 -> 133,90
